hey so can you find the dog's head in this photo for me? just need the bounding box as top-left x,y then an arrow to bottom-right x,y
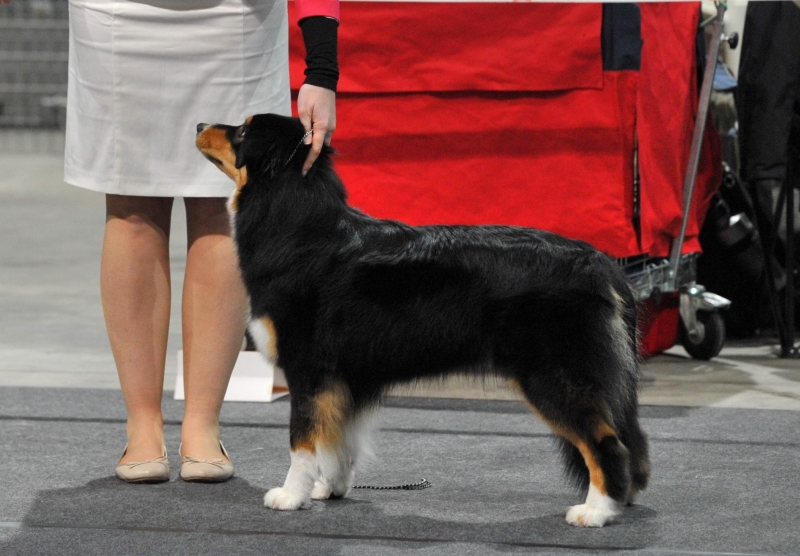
195,113 -> 314,209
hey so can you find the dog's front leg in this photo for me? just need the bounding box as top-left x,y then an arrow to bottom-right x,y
311,460 -> 354,500
264,449 -> 317,510
265,382 -> 352,510
312,409 -> 376,500
309,437 -> 352,500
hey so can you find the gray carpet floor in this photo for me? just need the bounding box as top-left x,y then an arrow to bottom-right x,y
0,387 -> 797,555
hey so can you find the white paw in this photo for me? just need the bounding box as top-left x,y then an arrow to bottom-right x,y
311,480 -> 333,500
565,503 -> 618,528
311,478 -> 350,500
264,487 -> 309,510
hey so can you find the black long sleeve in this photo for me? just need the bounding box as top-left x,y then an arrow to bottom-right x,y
299,16 -> 339,92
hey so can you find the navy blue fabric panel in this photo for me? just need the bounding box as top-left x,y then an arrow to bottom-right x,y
601,3 -> 642,71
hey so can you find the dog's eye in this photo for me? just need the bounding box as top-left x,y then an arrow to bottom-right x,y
235,127 -> 246,142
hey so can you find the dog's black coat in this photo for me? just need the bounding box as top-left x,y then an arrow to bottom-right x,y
208,114 -> 649,516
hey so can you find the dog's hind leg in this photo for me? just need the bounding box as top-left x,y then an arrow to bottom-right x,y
560,420 -> 630,528
264,381 -> 353,510
512,377 -> 631,528
264,446 -> 317,510
616,403 -> 650,505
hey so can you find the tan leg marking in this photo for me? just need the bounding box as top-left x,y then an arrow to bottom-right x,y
310,383 -> 351,450
547,420 -> 609,496
508,379 -> 610,495
292,441 -> 316,454
594,421 -> 617,443
291,382 -> 352,455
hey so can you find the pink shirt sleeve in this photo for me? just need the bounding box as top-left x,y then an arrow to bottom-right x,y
294,0 -> 340,23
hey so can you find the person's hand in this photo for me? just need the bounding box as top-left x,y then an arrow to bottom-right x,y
296,83 -> 336,177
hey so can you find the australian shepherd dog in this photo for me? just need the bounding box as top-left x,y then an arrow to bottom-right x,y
196,113 -> 649,527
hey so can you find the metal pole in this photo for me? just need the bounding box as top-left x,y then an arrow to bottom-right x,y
781,124 -> 799,358
669,2 -> 726,288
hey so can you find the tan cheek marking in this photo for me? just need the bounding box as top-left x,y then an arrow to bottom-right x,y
218,142 -> 238,182
196,128 -> 239,181
196,128 -> 232,162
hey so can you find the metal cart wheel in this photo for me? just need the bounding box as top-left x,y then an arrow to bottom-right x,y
679,310 -> 726,360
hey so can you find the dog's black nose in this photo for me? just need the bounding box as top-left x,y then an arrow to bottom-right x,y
197,123 -> 209,134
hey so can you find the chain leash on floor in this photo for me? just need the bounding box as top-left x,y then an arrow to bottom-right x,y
352,478 -> 432,491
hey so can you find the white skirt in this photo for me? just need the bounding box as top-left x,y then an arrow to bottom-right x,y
64,0 -> 291,197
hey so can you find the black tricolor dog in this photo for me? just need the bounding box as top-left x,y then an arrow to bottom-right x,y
196,113 -> 649,527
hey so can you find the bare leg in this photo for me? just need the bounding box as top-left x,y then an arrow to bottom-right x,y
179,197 -> 248,461
101,194 -> 174,464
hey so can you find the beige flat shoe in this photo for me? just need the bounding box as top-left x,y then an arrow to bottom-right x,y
115,445 -> 170,484
179,441 -> 234,483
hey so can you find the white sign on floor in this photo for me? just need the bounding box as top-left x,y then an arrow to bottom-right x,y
174,351 -> 289,402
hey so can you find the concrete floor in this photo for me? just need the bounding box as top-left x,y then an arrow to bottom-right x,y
1,150 -> 799,411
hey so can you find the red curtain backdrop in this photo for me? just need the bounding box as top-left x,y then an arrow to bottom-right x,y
637,2 -> 721,257
288,2 -> 718,259
288,1 -> 719,260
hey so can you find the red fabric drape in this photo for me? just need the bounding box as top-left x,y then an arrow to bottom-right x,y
291,2 -> 603,93
289,2 -> 643,257
637,2 -> 720,256
288,1 -> 719,261
326,76 -> 640,257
